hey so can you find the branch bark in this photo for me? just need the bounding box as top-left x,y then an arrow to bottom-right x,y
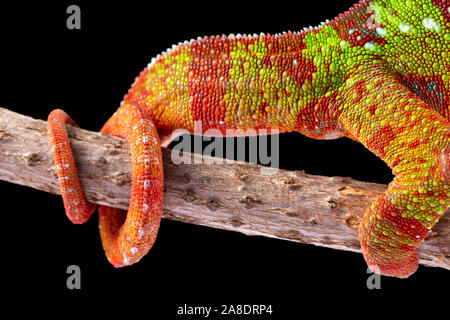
0,107 -> 448,270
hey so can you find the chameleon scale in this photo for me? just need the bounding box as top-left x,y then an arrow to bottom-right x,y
47,0 -> 449,278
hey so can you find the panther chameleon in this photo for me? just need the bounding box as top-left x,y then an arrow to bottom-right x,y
48,0 -> 450,278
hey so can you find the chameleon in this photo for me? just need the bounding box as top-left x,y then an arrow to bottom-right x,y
47,0 -> 449,278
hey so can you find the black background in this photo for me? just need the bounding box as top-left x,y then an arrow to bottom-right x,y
0,0 -> 448,316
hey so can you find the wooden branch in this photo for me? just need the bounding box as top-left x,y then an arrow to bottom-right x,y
0,107 -> 448,270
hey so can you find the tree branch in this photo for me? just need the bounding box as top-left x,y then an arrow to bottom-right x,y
0,107 -> 448,270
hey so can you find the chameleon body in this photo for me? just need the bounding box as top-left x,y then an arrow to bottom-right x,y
48,0 -> 450,278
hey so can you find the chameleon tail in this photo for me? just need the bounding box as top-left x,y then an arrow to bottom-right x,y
98,103 -> 164,267
47,109 -> 96,224
48,104 -> 164,267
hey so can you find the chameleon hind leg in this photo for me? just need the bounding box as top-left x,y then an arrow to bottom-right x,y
337,64 -> 449,278
48,104 -> 163,267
